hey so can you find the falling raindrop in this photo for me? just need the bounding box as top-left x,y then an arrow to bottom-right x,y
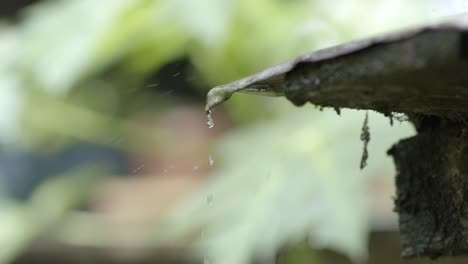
146,83 -> 159,88
206,110 -> 214,128
203,256 -> 211,264
110,136 -> 123,145
161,89 -> 174,96
193,165 -> 200,171
206,194 -> 213,205
208,155 -> 215,166
132,164 -> 145,173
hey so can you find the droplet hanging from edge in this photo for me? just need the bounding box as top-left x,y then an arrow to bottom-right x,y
206,110 -> 214,128
208,155 -> 215,166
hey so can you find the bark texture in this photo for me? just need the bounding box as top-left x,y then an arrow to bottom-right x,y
389,117 -> 468,258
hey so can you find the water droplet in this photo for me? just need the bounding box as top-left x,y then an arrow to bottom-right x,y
173,72 -> 181,77
161,89 -> 174,96
314,78 -> 321,85
205,86 -> 235,116
206,194 -> 213,205
206,110 -> 214,128
146,83 -> 159,88
193,165 -> 199,171
132,164 -> 145,173
110,136 -> 123,145
208,155 -> 215,166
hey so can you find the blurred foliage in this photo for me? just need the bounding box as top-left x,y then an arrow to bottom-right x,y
276,240 -> 322,264
0,166 -> 106,263
0,0 -> 435,144
0,0 -> 446,263
162,108 -> 414,264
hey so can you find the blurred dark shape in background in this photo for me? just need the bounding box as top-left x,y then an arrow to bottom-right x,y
0,0 -> 37,19
0,144 -> 128,200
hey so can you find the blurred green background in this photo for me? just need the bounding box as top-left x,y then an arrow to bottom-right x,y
0,0 -> 467,263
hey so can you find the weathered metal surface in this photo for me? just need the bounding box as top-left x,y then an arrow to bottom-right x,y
206,15 -> 468,119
